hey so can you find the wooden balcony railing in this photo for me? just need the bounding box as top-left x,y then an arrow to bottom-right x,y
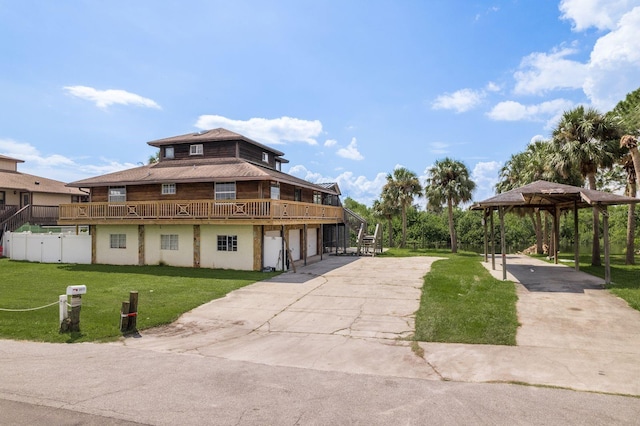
58,199 -> 344,223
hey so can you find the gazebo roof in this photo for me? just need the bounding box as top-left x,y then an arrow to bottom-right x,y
471,180 -> 637,211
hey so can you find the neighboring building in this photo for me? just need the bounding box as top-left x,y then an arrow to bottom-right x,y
0,155 -> 86,237
58,128 -> 353,270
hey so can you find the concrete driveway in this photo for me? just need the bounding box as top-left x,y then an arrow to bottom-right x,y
122,255 -> 443,379
120,253 -> 640,396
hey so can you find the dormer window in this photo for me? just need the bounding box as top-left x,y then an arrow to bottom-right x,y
190,144 -> 203,156
164,147 -> 174,159
275,160 -> 281,171
262,152 -> 269,163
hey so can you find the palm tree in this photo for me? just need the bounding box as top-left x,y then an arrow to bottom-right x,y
372,193 -> 398,248
497,140 -> 583,254
552,106 -> 621,266
424,158 -> 476,253
382,167 -> 422,248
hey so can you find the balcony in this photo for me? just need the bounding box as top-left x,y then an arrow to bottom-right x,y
58,199 -> 344,225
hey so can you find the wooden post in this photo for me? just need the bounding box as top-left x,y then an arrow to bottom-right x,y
553,205 -> 560,265
68,295 -> 81,332
490,208 -> 496,270
483,209 -> 488,263
603,206 -> 611,285
128,291 -> 138,332
574,200 -> 579,271
500,207 -> 506,281
120,301 -> 130,332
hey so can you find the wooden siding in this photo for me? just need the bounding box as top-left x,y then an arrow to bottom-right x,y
162,140 -> 237,162
239,143 -> 274,168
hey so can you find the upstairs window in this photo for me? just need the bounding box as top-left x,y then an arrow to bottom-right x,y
262,152 -> 269,163
270,182 -> 280,200
190,144 -> 203,156
108,186 -> 126,203
164,146 -> 174,159
162,183 -> 176,195
294,188 -> 302,202
215,182 -> 236,200
275,160 -> 281,171
313,191 -> 322,204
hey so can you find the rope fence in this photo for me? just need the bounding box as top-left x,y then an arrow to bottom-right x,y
0,300 -> 69,312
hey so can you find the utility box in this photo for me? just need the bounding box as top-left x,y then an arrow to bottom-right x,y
66,285 -> 87,296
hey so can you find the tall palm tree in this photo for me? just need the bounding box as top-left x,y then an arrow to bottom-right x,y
372,192 -> 398,248
552,106 -> 621,266
424,158 -> 476,253
382,167 -> 422,248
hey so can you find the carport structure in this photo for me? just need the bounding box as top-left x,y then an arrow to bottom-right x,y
472,180 -> 637,284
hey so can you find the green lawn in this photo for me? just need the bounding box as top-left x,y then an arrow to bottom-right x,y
0,258 -> 278,343
381,249 -> 519,345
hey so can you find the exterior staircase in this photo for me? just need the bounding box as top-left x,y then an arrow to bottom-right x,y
0,205 -> 60,243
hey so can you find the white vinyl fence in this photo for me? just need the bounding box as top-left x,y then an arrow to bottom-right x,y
2,231 -> 91,264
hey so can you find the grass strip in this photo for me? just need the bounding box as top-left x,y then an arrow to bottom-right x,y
0,259 -> 278,343
382,249 -> 519,345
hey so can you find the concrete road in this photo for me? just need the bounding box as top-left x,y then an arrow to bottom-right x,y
1,340 -> 639,425
2,254 -> 640,424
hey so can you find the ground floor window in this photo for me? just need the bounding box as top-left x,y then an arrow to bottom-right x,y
161,234 -> 179,250
217,235 -> 237,251
110,234 -> 126,249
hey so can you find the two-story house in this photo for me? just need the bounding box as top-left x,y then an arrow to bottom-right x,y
0,154 -> 86,239
58,128 -> 348,271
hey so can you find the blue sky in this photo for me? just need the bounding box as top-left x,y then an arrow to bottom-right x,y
1,0 -> 640,206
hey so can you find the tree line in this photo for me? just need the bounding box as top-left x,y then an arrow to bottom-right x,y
355,87 -> 640,263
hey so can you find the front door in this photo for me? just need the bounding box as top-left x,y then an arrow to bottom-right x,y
21,192 -> 30,208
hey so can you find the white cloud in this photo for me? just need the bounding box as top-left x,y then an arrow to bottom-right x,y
530,134 -> 546,143
511,5 -> 640,110
195,115 -> 322,146
472,161 -> 501,202
0,138 -> 75,167
63,86 -> 161,109
559,0 -> 640,31
585,6 -> 640,110
287,164 -> 387,206
0,138 -> 137,182
485,81 -> 501,92
432,88 -> 484,113
513,46 -> 588,95
324,139 -> 337,147
429,142 -> 449,155
487,99 -> 574,125
336,137 -> 364,161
